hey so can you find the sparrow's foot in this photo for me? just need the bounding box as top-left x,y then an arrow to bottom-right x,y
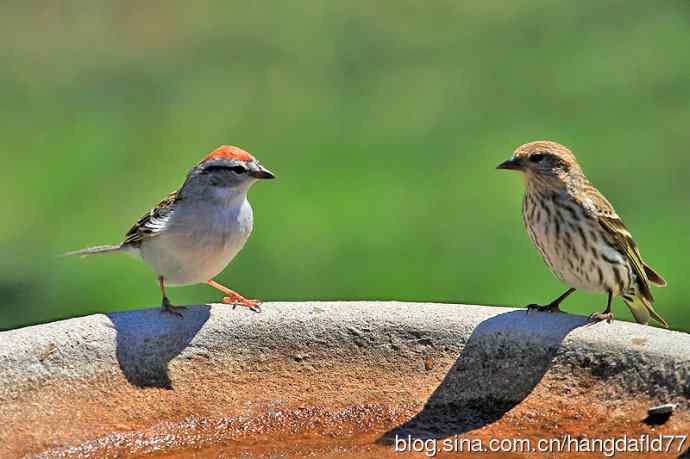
589,312 -> 614,324
160,299 -> 186,319
526,302 -> 561,313
207,280 -> 262,313
222,296 -> 262,313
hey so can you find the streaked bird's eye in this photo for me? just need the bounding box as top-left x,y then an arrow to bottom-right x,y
229,166 -> 246,174
530,153 -> 545,163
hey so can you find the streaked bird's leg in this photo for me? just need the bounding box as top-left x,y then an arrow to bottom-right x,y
207,279 -> 262,312
159,276 -> 186,318
589,291 -> 615,324
527,287 -> 576,313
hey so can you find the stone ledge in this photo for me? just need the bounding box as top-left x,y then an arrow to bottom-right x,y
0,302 -> 688,457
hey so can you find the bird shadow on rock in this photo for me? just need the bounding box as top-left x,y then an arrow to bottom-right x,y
107,305 -> 211,390
380,310 -> 589,443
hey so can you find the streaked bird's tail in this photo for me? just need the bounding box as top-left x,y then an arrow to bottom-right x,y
644,264 -> 667,287
63,244 -> 122,257
623,292 -> 668,328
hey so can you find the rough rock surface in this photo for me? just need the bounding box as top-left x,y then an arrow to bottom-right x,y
0,302 -> 688,458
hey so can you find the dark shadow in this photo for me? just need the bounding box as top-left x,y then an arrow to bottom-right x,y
643,412 -> 673,426
381,310 -> 588,442
107,305 -> 211,389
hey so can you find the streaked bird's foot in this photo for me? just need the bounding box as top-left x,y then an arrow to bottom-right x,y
527,303 -> 561,313
160,303 -> 187,319
589,312 -> 614,324
222,296 -> 262,313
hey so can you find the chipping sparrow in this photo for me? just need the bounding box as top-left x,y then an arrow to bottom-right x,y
65,145 -> 275,318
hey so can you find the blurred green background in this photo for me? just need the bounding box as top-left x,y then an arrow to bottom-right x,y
1,0 -> 689,332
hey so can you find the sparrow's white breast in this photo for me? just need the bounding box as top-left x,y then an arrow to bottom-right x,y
139,198 -> 254,286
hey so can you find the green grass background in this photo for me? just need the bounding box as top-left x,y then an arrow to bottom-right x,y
1,0 -> 689,331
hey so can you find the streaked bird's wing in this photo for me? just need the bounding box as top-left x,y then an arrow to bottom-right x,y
583,183 -> 666,276
583,186 -> 653,298
581,184 -> 619,219
597,215 -> 654,301
122,191 -> 180,246
583,186 -> 668,326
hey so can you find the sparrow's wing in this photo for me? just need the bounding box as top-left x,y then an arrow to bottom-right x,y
122,191 -> 180,247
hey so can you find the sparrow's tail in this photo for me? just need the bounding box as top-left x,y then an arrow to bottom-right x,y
623,291 -> 668,329
63,244 -> 123,257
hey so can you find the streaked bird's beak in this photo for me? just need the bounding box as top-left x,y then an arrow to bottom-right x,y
249,165 -> 276,179
497,158 -> 522,171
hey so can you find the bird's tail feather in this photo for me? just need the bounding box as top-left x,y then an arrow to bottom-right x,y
643,264 -> 667,287
63,244 -> 122,257
623,293 -> 668,328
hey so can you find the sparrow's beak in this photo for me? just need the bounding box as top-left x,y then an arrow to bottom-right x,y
497,158 -> 523,171
249,164 -> 276,179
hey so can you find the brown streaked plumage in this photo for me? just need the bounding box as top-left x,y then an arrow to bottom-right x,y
498,140 -> 668,327
123,191 -> 179,246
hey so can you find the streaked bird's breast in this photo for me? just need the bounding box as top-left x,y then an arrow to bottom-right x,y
522,190 -> 632,295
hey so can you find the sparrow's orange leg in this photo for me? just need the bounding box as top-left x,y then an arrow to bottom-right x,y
207,279 -> 262,312
159,276 -> 186,319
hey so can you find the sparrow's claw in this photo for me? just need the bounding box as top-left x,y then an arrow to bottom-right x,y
526,303 -> 561,313
207,280 -> 262,313
160,304 -> 187,319
222,296 -> 262,313
589,312 -> 614,324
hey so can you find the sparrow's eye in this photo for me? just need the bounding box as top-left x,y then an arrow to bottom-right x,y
530,153 -> 545,163
203,164 -> 247,174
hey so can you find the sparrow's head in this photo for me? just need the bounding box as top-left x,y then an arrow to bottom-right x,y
184,146 -> 275,201
497,140 -> 582,186
196,145 -> 274,185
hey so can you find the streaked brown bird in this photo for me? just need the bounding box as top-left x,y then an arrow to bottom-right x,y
497,141 -> 668,327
